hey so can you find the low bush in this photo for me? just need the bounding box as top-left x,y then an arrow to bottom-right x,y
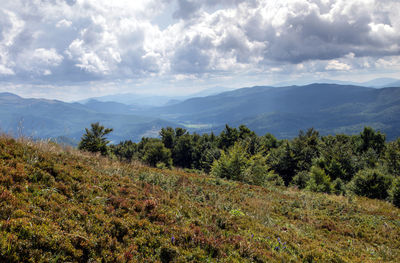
390,177 -> 400,207
290,171 -> 310,189
306,166 -> 332,193
349,168 -> 393,199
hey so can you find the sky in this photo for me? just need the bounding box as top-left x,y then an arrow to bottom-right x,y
0,0 -> 400,101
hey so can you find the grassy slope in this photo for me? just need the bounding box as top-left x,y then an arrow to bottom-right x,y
1,136 -> 399,262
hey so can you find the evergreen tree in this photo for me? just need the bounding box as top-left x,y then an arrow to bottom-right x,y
141,138 -> 172,168
78,122 -> 113,155
359,127 -> 386,156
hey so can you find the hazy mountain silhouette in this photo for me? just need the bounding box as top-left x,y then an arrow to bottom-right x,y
144,84 -> 400,140
0,93 -> 179,144
1,83 -> 400,142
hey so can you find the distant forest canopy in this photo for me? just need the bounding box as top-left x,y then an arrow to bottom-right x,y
78,123 -> 400,207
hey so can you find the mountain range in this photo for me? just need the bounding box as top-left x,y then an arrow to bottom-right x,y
140,83 -> 400,139
0,92 -> 178,144
273,77 -> 400,88
1,82 -> 400,143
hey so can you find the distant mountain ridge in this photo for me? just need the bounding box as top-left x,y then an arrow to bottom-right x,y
0,93 -> 179,144
78,86 -> 234,107
142,83 -> 400,140
1,83 -> 400,143
274,77 -> 400,88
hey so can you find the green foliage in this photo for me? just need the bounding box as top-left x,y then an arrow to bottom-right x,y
349,168 -> 393,199
110,140 -> 138,161
290,171 -> 310,189
172,133 -> 193,168
269,142 -> 297,185
212,143 -> 273,186
140,138 -> 172,168
264,172 -> 285,186
218,124 -> 240,150
244,154 -> 272,186
306,166 -> 332,193
78,122 -> 113,155
198,144 -> 220,173
159,127 -> 176,149
319,134 -> 358,181
292,128 -> 321,172
359,127 -> 386,156
390,178 -> 400,207
332,178 -> 346,195
211,143 -> 248,181
385,138 -> 400,176
260,133 -> 279,151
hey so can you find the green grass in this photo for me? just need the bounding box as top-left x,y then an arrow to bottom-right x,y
1,136 -> 399,262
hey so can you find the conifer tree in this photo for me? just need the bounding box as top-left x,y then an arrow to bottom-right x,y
78,122 -> 113,155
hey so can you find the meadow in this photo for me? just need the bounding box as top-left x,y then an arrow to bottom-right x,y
1,135 -> 399,262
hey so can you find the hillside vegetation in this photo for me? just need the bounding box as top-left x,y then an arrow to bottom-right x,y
1,135 -> 400,262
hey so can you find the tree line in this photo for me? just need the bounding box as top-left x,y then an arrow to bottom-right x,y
78,122 -> 400,207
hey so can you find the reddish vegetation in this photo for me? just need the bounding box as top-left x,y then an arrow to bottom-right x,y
0,136 -> 399,262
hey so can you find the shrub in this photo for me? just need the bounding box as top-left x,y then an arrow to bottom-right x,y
212,144 -> 274,186
142,140 -> 172,168
211,143 -> 247,181
349,168 -> 393,200
264,173 -> 284,186
332,178 -> 346,195
306,166 -> 332,193
290,171 -> 310,189
243,154 -> 270,186
390,178 -> 400,207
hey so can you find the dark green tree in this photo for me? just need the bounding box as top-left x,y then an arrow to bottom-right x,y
390,178 -> 400,207
350,168 -> 392,200
291,128 -> 321,172
218,124 -> 239,150
359,127 -> 386,156
110,140 -> 138,161
160,127 -> 176,149
269,141 -> 297,185
260,133 -> 279,151
78,122 -> 113,155
319,134 -> 357,182
385,138 -> 400,176
172,133 -> 194,168
141,139 -> 172,168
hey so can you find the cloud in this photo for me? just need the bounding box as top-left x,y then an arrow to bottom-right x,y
0,0 -> 399,87
325,60 -> 351,71
56,19 -> 72,28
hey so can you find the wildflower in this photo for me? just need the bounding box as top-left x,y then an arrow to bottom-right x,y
171,236 -> 175,244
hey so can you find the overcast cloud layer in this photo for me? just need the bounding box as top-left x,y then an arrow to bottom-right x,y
1,0 -> 400,99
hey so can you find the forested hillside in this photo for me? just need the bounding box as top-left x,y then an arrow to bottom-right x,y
1,134 -> 400,262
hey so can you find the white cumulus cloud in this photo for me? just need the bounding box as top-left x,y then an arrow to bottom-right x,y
0,0 -> 399,93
